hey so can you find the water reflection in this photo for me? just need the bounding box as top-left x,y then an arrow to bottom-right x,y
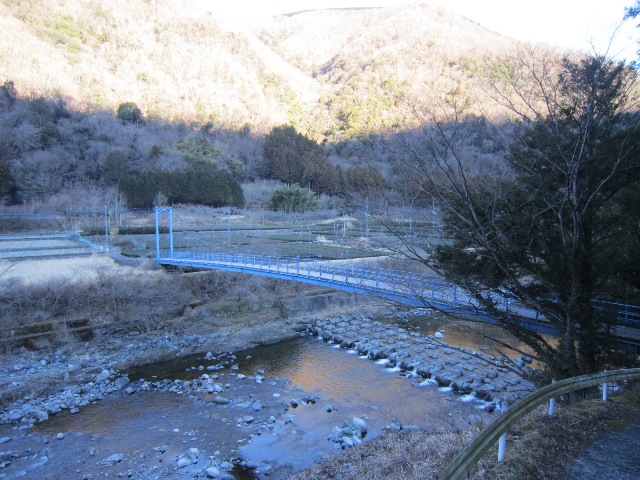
233,337 -> 491,428
125,335 -> 493,431
32,334 -> 496,479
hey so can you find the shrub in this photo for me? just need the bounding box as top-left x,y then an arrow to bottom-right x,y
269,184 -> 317,213
116,102 -> 143,124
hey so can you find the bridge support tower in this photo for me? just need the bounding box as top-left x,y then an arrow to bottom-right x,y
155,207 -> 174,259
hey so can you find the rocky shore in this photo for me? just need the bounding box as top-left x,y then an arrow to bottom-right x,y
0,309 -> 536,479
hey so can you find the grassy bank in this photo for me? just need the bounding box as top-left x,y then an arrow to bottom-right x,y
0,256 -> 332,353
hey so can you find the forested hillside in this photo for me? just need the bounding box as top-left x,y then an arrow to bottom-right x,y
0,0 -> 533,212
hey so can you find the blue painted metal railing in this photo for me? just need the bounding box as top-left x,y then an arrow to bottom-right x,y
155,251 -> 640,334
152,208 -> 640,333
158,250 -> 455,307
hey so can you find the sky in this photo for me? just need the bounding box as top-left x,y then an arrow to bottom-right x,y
439,0 -> 637,61
216,0 -> 639,61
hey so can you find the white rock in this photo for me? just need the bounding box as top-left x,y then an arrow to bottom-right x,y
352,417 -> 367,434
188,447 -> 199,462
205,466 -> 220,478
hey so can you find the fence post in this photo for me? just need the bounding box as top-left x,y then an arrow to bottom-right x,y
497,402 -> 508,462
603,370 -> 608,401
549,379 -> 557,416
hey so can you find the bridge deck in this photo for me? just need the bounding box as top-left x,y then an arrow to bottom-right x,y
157,251 -> 640,343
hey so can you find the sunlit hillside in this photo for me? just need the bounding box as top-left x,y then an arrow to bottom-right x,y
0,0 -> 518,136
254,3 -> 516,136
0,0 -> 317,132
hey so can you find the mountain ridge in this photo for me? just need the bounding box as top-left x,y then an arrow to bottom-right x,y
0,0 -> 523,137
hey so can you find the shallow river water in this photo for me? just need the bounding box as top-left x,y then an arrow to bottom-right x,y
231,336 -> 494,472
20,332 -> 496,479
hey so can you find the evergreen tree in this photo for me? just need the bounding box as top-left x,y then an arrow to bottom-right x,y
398,51 -> 640,379
268,184 -> 317,213
0,160 -> 14,203
116,102 -> 143,124
263,125 -> 327,185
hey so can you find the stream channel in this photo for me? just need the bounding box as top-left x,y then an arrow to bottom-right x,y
11,318 -> 500,479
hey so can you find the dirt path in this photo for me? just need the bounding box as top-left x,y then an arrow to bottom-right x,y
562,417 -> 640,479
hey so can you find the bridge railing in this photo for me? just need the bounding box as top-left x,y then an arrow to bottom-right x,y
593,300 -> 640,328
161,251 -> 458,296
157,251 -> 640,330
162,250 -> 444,291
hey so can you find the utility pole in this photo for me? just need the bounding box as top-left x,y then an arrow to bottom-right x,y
365,198 -> 370,238
103,204 -> 109,252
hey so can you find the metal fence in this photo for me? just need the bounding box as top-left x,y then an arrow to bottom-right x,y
158,251 -> 453,307
438,368 -> 640,479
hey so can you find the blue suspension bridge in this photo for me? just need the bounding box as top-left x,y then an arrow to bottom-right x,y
153,207 -> 640,344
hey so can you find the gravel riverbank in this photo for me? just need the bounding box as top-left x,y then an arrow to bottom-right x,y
0,304 -> 533,479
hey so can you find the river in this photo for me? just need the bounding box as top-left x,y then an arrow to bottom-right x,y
24,329 -> 496,479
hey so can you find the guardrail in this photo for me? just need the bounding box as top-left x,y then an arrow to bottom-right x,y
438,368 -> 640,479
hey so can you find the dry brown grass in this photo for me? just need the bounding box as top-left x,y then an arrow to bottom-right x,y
288,429 -> 479,480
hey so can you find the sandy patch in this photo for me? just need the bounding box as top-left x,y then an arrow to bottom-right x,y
0,239 -> 80,251
0,254 -> 127,284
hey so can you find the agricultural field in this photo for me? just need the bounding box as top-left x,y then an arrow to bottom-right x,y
104,209 -> 444,262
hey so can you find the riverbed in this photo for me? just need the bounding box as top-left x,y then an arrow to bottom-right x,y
0,319 -> 505,479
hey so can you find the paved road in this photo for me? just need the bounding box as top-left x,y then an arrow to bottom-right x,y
562,418 -> 640,479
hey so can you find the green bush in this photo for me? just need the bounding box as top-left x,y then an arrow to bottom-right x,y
269,184 -> 317,213
116,102 -> 143,124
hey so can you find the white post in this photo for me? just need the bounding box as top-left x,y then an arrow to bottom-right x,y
498,402 -> 508,462
603,370 -> 608,401
365,198 -> 369,238
549,379 -> 557,416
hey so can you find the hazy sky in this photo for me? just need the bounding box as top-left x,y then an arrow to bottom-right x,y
440,0 -> 637,61
216,0 -> 638,61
